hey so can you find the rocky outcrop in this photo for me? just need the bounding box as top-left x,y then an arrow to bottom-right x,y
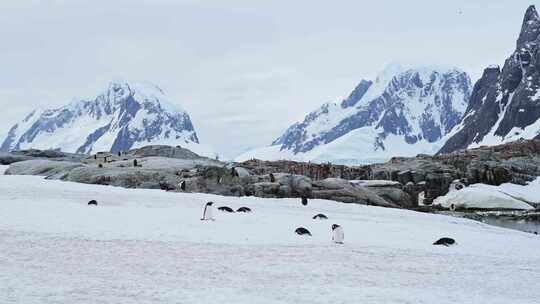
5,140 -> 540,209
5,159 -> 84,177
312,178 -> 401,208
0,149 -> 85,165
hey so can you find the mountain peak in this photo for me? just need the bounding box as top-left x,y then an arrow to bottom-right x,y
518,5 -> 540,47
240,64 -> 472,164
1,81 -> 202,155
524,5 -> 539,23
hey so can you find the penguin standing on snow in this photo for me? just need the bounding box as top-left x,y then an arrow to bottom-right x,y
332,224 -> 344,244
201,202 -> 215,221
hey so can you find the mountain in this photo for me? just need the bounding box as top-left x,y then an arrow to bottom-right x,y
439,5 -> 540,154
236,64 -> 472,164
1,81 -> 212,156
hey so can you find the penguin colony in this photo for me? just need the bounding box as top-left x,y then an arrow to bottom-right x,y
198,196 -> 460,245
201,196 -> 346,244
86,195 -> 458,245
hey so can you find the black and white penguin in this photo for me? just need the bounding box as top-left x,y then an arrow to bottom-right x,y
433,237 -> 456,246
237,207 -> 252,213
269,173 -> 275,183
133,159 -> 138,167
218,206 -> 235,213
201,202 -> 215,220
295,227 -> 312,236
88,200 -> 98,206
180,181 -> 186,191
312,213 -> 328,220
332,224 -> 344,244
301,196 -> 308,206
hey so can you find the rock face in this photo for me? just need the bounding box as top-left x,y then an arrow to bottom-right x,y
369,139 -> 540,203
440,5 -> 540,153
1,81 -> 206,155
238,64 -> 471,164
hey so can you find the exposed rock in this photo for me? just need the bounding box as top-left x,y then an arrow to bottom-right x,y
5,159 -> 83,178
312,178 -> 400,208
439,6 -> 540,153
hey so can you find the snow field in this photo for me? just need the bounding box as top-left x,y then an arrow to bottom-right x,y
1,169 -> 539,303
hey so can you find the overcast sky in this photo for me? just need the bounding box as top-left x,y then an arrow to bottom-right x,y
0,0 -> 535,158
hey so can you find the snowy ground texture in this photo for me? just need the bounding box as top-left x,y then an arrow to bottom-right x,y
1,165 -> 540,303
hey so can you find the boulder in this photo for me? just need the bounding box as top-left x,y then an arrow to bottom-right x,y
312,178 -> 400,208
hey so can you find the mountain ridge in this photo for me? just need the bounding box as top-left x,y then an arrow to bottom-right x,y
237,64 -> 472,164
0,81 -> 211,156
439,5 -> 540,153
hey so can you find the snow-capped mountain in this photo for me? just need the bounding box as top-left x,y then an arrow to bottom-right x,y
237,64 -> 472,164
1,81 -> 212,156
439,5 -> 540,154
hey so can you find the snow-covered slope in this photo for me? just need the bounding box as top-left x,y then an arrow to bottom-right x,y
1,172 -> 540,303
439,5 -> 540,153
0,81 -> 212,156
237,64 -> 471,165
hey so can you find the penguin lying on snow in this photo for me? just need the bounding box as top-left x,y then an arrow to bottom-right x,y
201,202 -> 215,221
237,207 -> 252,213
88,200 -> 98,206
295,227 -> 312,236
433,237 -> 456,246
218,206 -> 235,213
332,224 -> 344,244
313,213 -> 328,220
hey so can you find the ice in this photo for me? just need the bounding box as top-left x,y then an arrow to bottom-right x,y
1,173 -> 540,303
434,183 -> 536,210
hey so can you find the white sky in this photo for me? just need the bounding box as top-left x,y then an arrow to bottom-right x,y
0,0 -> 536,159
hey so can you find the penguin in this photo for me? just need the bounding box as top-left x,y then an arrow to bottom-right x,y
98,164 -> 103,168
237,207 -> 252,213
332,224 -> 344,244
180,180 -> 186,191
218,206 -> 235,213
295,227 -> 311,236
201,202 -> 215,220
269,173 -> 275,183
313,213 -> 328,220
133,159 -> 138,167
301,196 -> 308,206
433,237 -> 456,246
88,200 -> 98,206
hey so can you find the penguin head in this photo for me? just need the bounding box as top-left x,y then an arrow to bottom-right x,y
206,202 -> 214,206
332,224 -> 340,230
